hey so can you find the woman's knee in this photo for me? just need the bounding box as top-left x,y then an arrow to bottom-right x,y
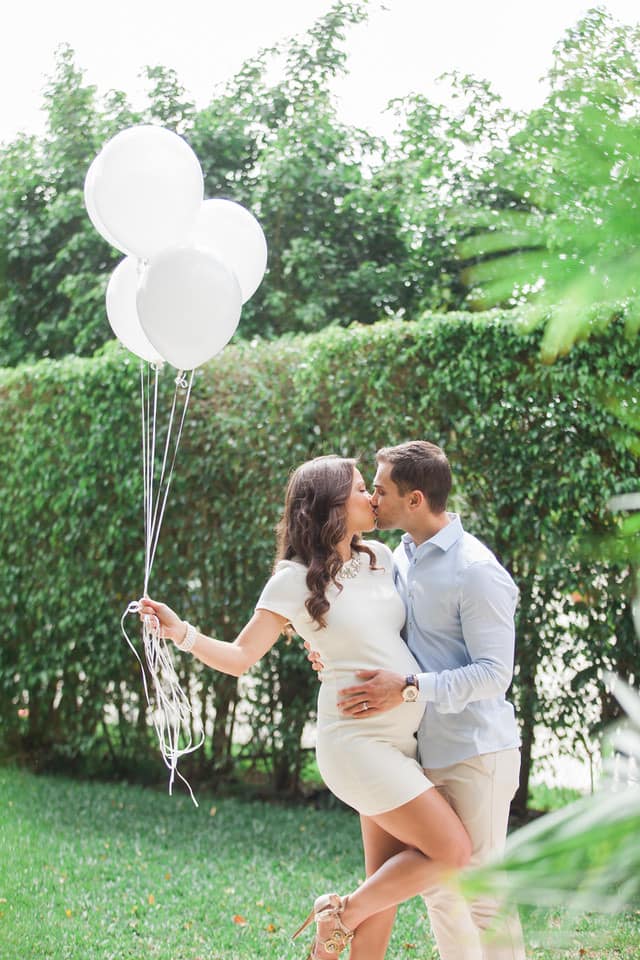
442,829 -> 472,869
422,815 -> 472,869
408,820 -> 471,868
422,791 -> 473,868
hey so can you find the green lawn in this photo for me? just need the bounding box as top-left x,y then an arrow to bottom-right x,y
0,767 -> 638,959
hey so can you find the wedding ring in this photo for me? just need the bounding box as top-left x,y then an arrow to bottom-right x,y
363,701 -> 368,711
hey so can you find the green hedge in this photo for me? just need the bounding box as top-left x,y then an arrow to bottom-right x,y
1,310 -> 637,808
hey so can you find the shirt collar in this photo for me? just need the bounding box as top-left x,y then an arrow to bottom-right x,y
402,513 -> 463,558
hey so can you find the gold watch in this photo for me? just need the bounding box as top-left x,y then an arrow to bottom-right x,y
401,674 -> 419,702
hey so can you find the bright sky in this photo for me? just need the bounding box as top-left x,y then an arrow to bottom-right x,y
2,0 -> 639,145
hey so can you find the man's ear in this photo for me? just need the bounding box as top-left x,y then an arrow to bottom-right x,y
408,490 -> 425,510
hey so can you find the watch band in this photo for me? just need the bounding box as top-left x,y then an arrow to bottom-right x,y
401,674 -> 420,702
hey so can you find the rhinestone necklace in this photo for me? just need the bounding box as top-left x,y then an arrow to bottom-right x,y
337,552 -> 361,581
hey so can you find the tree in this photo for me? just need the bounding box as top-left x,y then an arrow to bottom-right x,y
3,2 -> 501,362
450,6 -> 640,805
190,1 -> 411,338
458,8 -> 640,359
0,3 -> 413,361
0,45 -> 140,364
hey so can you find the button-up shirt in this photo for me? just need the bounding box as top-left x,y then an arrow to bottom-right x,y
394,514 -> 521,767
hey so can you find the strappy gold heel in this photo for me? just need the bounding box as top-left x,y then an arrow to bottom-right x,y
292,893 -> 354,958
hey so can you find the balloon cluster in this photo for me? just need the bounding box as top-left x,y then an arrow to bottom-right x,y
85,125 -> 267,370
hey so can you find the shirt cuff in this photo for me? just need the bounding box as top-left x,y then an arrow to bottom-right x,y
416,672 -> 437,703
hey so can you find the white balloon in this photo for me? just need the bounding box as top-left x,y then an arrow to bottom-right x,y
85,125 -> 204,259
188,199 -> 267,303
136,246 -> 242,370
84,158 -> 128,254
106,258 -> 164,364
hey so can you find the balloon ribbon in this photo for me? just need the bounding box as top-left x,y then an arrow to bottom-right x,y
121,363 -> 203,805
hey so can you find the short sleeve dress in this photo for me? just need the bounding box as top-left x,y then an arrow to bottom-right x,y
256,540 -> 432,816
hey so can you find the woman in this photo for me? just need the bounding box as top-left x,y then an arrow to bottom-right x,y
139,456 -> 470,959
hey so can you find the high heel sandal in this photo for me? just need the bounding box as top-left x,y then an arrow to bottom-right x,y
292,892 -> 354,958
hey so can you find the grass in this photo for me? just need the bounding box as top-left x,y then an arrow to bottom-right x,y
0,767 -> 638,959
527,782 -> 584,813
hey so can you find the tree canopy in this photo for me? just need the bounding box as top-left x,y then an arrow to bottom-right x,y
2,4 -> 639,366
458,8 -> 640,358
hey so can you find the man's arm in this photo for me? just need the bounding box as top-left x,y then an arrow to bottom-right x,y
336,561 -> 517,718
303,643 -> 406,713
417,561 -> 517,713
336,669 -> 406,716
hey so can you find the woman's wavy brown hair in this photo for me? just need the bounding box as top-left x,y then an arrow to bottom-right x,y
275,455 -> 378,628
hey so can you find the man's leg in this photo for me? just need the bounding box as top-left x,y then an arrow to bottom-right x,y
422,748 -> 526,960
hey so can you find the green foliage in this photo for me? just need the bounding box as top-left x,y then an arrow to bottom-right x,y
0,310 -> 637,802
384,73 -> 520,313
527,783 -> 583,812
0,3 -> 419,362
468,789 -> 640,911
458,8 -> 640,360
0,45 -> 140,366
4,6 -> 640,367
461,680 -> 640,954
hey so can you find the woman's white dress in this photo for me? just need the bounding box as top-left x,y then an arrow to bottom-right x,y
256,540 -> 431,816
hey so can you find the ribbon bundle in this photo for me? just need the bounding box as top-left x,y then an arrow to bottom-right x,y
120,364 -> 203,805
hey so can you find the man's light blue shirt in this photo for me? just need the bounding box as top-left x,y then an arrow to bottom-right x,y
393,514 -> 521,768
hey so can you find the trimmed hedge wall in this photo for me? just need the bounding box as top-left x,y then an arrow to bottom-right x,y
1,310 -> 637,809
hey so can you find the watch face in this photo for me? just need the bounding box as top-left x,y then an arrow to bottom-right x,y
402,685 -> 419,702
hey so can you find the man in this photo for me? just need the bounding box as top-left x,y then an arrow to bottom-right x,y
310,440 -> 525,960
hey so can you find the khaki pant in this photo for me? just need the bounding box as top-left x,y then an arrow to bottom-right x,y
422,748 -> 526,960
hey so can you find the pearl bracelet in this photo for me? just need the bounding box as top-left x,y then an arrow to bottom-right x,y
177,621 -> 197,653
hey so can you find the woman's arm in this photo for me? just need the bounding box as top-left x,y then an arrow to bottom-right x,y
138,597 -> 288,677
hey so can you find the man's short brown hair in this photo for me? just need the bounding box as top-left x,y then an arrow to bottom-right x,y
376,441 -> 451,513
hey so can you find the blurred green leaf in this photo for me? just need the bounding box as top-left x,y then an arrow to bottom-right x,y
462,679 -> 640,917
459,8 -> 640,359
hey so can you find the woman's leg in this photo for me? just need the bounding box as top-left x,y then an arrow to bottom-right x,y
348,816 -> 405,960
342,786 -> 471,933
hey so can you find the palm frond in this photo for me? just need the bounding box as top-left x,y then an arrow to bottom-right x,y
461,679 -> 640,913
458,9 -> 640,358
